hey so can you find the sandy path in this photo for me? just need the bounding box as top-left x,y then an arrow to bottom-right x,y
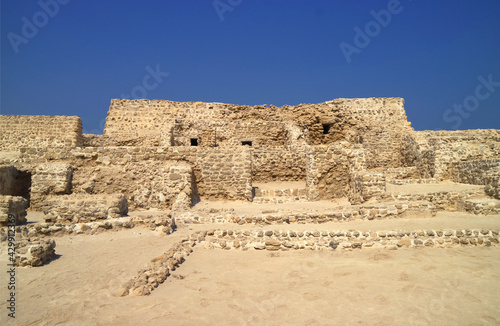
386,181 -> 485,194
186,212 -> 500,233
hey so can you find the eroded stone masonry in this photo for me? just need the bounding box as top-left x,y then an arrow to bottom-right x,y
1,98 -> 499,292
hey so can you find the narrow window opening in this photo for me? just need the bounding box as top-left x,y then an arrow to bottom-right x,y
322,124 -> 331,135
190,138 -> 198,146
241,141 -> 252,146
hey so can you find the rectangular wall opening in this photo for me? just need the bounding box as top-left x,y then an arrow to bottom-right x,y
322,124 -> 331,135
190,138 -> 198,146
241,141 -> 252,146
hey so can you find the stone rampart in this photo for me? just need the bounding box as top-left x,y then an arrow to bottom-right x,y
14,146 -> 252,208
102,98 -> 413,170
402,130 -> 500,179
196,147 -> 252,201
251,146 -> 307,181
0,115 -> 82,151
447,159 -> 499,186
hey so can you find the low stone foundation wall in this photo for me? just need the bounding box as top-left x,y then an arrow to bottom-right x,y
120,226 -> 500,296
116,241 -> 193,297
252,197 -> 305,204
0,214 -> 176,240
349,172 -> 386,204
386,178 -> 438,185
0,196 -> 28,225
385,166 -> 420,179
460,199 -> 500,215
198,228 -> 500,251
390,190 -> 485,211
0,214 -> 177,268
40,194 -> 128,223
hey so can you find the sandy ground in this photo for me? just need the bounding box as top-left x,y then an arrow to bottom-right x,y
2,180 -> 499,325
386,181 -> 485,195
1,212 -> 500,326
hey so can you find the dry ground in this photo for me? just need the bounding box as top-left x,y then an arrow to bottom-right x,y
1,210 -> 500,326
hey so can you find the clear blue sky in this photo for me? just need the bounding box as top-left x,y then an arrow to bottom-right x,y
1,0 -> 499,133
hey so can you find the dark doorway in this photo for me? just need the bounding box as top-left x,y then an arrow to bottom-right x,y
322,124 -> 331,135
190,138 -> 198,146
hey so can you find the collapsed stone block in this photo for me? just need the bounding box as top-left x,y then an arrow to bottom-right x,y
0,195 -> 28,225
169,165 -> 194,211
15,239 -> 57,267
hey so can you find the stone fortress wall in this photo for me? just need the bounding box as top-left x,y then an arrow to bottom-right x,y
0,115 -> 82,151
0,97 -> 499,225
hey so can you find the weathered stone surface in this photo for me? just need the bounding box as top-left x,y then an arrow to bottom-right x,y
0,195 -> 28,225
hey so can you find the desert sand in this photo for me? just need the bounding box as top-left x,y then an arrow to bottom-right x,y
1,210 -> 500,326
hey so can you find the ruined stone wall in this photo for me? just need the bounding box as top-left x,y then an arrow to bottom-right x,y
40,194 -> 128,223
349,172 -> 386,205
447,159 -> 500,199
325,98 -> 413,168
30,163 -> 73,210
402,130 -> 500,179
102,98 -> 413,164
71,161 -> 194,211
172,120 -> 288,147
306,144 -> 351,200
104,100 -> 290,147
447,160 -> 500,186
0,165 -> 32,206
251,146 -> 307,182
0,115 -> 82,151
196,147 -> 252,201
0,196 -> 28,225
14,145 -> 252,208
81,134 -> 112,147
